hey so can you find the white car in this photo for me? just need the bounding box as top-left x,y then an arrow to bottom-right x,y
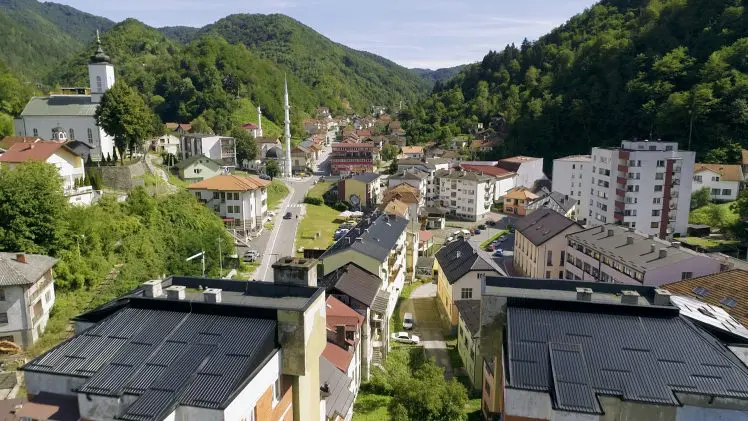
461,229 -> 471,236
391,331 -> 420,344
403,313 -> 414,330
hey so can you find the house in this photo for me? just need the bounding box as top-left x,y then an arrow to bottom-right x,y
551,155 -> 591,211
0,253 -> 57,347
586,140 -> 695,237
449,138 -> 468,150
454,299 -> 482,391
337,172 -> 382,210
460,164 -> 516,201
565,224 -> 723,286
480,276 -> 748,421
401,146 -> 424,159
175,154 -> 222,183
0,135 -> 42,153
469,139 -> 497,153
291,144 -> 314,174
180,134 -> 237,168
388,168 -> 428,197
663,270 -> 748,327
503,186 -> 538,216
434,170 -> 495,221
150,134 -> 180,155
418,231 -> 434,255
692,163 -> 743,202
13,39 -> 115,161
525,191 -> 578,219
187,174 -> 270,236
22,274 -> 327,421
433,238 -> 504,328
0,140 -> 93,205
379,183 -> 423,222
380,199 -> 410,218
331,142 -> 375,175
242,120 -> 263,138
496,156 -> 544,189
513,208 -> 583,279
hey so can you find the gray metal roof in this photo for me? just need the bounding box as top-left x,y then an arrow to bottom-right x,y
454,300 -> 481,335
506,305 -> 748,414
350,172 -> 380,184
321,263 -> 382,307
514,208 -> 580,246
320,357 -> 355,420
567,225 -> 714,272
434,238 -> 504,284
0,253 -> 57,286
320,212 -> 408,263
526,191 -> 576,214
24,305 -> 278,421
390,168 -> 428,180
20,96 -> 98,117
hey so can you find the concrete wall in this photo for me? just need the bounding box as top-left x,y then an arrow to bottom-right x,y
0,285 -> 28,343
91,160 -> 146,191
25,371 -> 86,396
78,393 -> 122,420
494,176 -> 516,201
516,159 -> 544,188
505,388 -> 553,419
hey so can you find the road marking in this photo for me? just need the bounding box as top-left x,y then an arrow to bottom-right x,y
257,183 -> 296,280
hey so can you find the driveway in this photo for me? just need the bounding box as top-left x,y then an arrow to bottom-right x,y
401,282 -> 454,379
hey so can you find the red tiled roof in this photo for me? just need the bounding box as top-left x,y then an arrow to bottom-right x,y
693,163 -> 743,182
461,164 -> 514,178
241,122 -> 258,129
664,270 -> 748,327
186,174 -> 270,191
0,141 -> 68,163
401,146 -> 423,154
322,342 -> 354,372
326,296 -> 363,329
0,136 -> 42,150
356,130 -> 372,137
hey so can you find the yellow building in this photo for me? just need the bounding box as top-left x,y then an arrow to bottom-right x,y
337,172 -> 382,210
513,208 -> 582,279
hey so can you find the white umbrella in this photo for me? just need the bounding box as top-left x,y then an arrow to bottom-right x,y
339,210 -> 352,218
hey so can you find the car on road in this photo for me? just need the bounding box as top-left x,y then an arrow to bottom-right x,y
474,229 -> 481,235
493,249 -> 504,257
403,313 -> 414,330
243,250 -> 260,262
461,229 -> 471,236
333,228 -> 349,240
283,212 -> 293,219
391,331 -> 420,344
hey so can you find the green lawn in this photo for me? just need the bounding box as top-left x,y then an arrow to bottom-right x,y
295,203 -> 341,254
479,230 -> 508,249
352,392 -> 391,421
689,202 -> 739,227
680,236 -> 739,251
307,181 -> 334,200
266,180 -> 289,210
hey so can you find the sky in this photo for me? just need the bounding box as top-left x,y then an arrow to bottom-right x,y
56,0 -> 598,69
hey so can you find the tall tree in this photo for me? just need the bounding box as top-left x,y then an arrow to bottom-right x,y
230,126 -> 258,168
96,81 -> 155,161
265,159 -> 280,179
190,116 -> 213,134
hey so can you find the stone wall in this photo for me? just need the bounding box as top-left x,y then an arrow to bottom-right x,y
90,160 -> 146,191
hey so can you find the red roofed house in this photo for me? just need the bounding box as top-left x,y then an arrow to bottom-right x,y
0,141 -> 94,205
241,122 -> 260,138
461,164 -> 517,200
187,174 -> 270,236
418,230 -> 434,255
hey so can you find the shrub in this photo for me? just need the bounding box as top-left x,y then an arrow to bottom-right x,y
303,196 -> 323,205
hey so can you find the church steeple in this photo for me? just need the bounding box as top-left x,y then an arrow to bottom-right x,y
89,30 -> 111,64
88,29 -> 115,104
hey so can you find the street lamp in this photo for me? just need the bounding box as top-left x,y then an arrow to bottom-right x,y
186,250 -> 206,277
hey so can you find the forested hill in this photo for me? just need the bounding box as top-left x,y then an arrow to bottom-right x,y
403,0 -> 748,160
411,66 -> 469,83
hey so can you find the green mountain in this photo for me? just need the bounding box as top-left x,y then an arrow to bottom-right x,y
0,0 -> 113,80
403,0 -> 748,161
411,65 -> 468,83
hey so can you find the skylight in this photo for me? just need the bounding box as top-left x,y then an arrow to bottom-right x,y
692,287 -> 710,297
720,297 -> 738,308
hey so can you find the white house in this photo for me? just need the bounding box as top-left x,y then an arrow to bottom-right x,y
13,35 -> 115,162
551,155 -> 591,212
692,163 -> 743,202
496,156 -> 544,188
181,134 -> 237,168
187,175 -> 270,236
0,140 -> 94,205
0,252 -> 57,348
151,134 -> 180,155
460,164 -> 517,201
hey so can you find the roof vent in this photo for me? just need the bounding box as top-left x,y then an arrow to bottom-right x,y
671,241 -> 681,249
165,285 -> 186,300
455,251 -> 462,259
659,249 -> 668,259
203,288 -> 222,303
626,235 -> 634,245
650,244 -> 656,253
607,229 -> 614,237
576,287 -> 593,302
14,254 -> 26,264
654,288 -> 671,306
141,280 -> 162,298
355,237 -> 363,242
621,290 -> 640,305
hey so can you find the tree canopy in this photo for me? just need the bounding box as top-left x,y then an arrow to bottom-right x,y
96,81 -> 158,158
231,126 -> 258,167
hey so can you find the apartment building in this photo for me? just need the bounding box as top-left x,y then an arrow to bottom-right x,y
692,163 -> 743,202
22,275 -> 328,421
551,155 -> 591,214
0,253 -> 57,348
479,276 -> 748,421
330,142 -> 375,175
565,224 -> 722,286
397,158 -> 451,206
496,156 -> 544,188
388,168 -> 428,196
586,140 -> 695,237
434,170 -> 495,221
337,172 -> 382,210
514,209 -> 583,279
188,174 -> 269,236
460,164 -> 516,200
180,133 -> 237,168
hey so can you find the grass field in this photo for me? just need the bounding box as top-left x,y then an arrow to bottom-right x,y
295,203 -> 340,254
689,202 -> 739,227
266,180 -> 289,210
352,393 -> 392,421
680,236 -> 739,251
306,181 -> 334,200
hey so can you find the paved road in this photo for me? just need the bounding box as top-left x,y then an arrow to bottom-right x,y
402,282 -> 454,379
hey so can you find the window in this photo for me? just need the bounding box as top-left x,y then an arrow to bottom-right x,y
460,288 -> 473,299
654,185 -> 663,192
722,189 -> 732,196
44,290 -> 52,303
0,289 -> 3,301
559,251 -> 565,266
681,272 -> 693,280
87,128 -> 93,142
653,197 -> 661,205
711,188 -> 720,195
651,221 -> 659,229
559,271 -> 564,279
194,192 -> 201,200
96,76 -> 102,92
477,273 -> 485,280
693,175 -> 702,182
193,168 -> 202,174
547,250 -> 552,266
655,172 -> 664,180
652,210 -> 660,217
656,160 -> 665,167
32,128 -> 38,137
273,377 -> 281,405
721,297 -> 738,308
712,176 -> 720,182
0,313 -> 7,324
69,128 -> 75,139
545,271 -> 551,279
213,192 -> 219,199
626,185 -> 639,192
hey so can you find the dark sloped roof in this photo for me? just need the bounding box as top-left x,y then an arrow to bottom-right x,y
321,263 -> 381,307
454,300 -> 481,335
0,253 -> 57,286
435,238 -> 504,284
23,305 -> 277,421
175,154 -> 222,170
506,305 -> 748,414
320,212 -> 408,262
515,208 -> 580,246
320,357 -> 355,420
350,172 -> 380,184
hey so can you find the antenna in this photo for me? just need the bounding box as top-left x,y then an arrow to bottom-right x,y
186,250 -> 206,277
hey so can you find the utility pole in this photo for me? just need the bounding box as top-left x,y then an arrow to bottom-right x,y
687,109 -> 694,151
186,250 -> 206,277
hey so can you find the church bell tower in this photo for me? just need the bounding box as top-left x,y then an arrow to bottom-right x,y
88,30 -> 115,104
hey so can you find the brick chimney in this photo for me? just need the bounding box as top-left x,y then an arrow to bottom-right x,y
15,254 -> 27,264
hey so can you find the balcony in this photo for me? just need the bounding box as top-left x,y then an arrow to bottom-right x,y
616,177 -> 627,185
617,165 -> 628,173
616,189 -> 626,198
615,201 -> 625,211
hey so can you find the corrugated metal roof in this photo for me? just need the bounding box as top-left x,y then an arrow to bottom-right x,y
21,96 -> 98,117
506,306 -> 748,413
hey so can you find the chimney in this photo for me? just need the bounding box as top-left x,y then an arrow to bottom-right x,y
671,241 -> 681,249
626,235 -> 634,245
607,229 -> 614,237
165,285 -> 186,300
654,288 -> 671,306
659,249 -> 667,259
141,280 -> 162,298
336,325 -> 347,348
15,254 -> 26,264
203,288 -> 222,303
272,256 -> 318,287
621,290 -> 640,305
576,287 -> 593,302
650,244 -> 656,253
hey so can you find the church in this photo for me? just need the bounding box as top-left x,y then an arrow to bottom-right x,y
13,33 -> 116,162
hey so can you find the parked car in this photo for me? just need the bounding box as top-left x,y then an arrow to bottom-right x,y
461,229 -> 471,236
243,250 -> 260,262
391,331 -> 420,344
446,236 -> 454,243
452,230 -> 462,237
474,229 -> 481,235
403,313 -> 414,330
487,220 -> 497,226
283,212 -> 293,219
493,249 -> 504,257
478,224 -> 487,230
260,174 -> 271,180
